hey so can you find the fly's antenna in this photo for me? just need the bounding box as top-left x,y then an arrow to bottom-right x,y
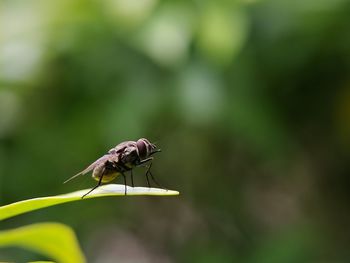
150,140 -> 161,154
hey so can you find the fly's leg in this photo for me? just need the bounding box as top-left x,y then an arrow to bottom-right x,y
145,162 -> 166,190
150,171 -> 166,189
130,169 -> 134,187
82,161 -> 115,198
122,172 -> 127,195
82,172 -> 104,199
138,157 -> 153,187
140,158 -> 153,187
115,162 -> 132,190
145,169 -> 151,188
138,157 -> 153,166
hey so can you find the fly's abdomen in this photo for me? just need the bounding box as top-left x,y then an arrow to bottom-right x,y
92,164 -> 120,183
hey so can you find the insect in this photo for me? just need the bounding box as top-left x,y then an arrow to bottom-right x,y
64,138 -> 162,198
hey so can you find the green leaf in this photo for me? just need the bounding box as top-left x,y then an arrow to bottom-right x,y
0,222 -> 86,263
0,184 -> 179,221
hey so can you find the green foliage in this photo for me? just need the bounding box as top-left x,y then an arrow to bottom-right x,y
0,223 -> 85,263
0,185 -> 178,261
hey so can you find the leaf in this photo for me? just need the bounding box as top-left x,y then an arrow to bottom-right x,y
0,222 -> 86,263
0,184 -> 179,221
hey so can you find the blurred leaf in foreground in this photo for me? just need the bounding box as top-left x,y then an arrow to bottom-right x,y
0,222 -> 85,263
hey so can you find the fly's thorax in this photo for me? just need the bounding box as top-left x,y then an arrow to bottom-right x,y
113,141 -> 136,154
120,146 -> 140,166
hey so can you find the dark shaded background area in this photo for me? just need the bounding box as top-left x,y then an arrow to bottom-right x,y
1,0 -> 350,262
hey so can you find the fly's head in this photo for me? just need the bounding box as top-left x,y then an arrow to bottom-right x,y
136,138 -> 161,160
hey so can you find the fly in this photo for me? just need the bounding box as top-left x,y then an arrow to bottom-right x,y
64,138 -> 162,198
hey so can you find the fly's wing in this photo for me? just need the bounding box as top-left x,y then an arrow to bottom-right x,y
63,154 -> 117,184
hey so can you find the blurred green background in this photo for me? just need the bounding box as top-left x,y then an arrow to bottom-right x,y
1,0 -> 350,262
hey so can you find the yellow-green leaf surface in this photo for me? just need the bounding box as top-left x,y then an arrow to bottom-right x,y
0,222 -> 85,263
0,184 -> 179,221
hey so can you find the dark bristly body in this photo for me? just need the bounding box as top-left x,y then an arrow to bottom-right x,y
64,138 -> 162,198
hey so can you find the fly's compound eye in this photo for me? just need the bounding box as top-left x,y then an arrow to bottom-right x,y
136,139 -> 147,159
